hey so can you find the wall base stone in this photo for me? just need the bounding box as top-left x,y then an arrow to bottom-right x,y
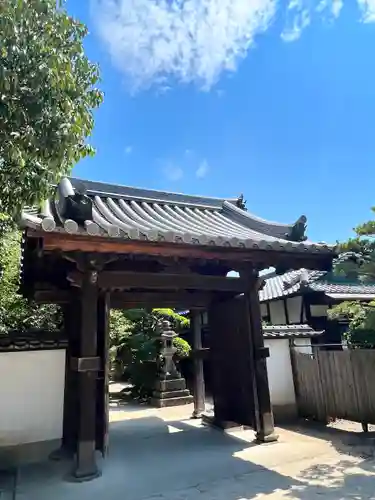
0,439 -> 62,466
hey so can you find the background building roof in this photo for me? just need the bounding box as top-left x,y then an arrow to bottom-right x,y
263,324 -> 323,339
259,265 -> 375,302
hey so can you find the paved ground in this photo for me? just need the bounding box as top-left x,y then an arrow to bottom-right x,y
13,393 -> 375,500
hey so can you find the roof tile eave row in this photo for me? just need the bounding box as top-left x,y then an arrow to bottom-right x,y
263,324 -> 323,339
20,209 -> 335,255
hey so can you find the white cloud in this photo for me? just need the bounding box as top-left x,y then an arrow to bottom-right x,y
92,0 -> 276,90
195,159 -> 209,179
163,164 -> 184,181
92,0 -> 375,90
282,0 -> 343,42
331,0 -> 344,18
125,145 -> 133,154
358,0 -> 375,22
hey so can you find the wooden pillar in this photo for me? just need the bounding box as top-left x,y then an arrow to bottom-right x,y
242,269 -> 278,443
73,269 -> 101,480
191,310 -> 206,418
96,291 -> 110,457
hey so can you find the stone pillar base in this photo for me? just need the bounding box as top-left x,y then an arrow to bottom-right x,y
150,378 -> 193,408
255,431 -> 279,443
201,414 -> 249,432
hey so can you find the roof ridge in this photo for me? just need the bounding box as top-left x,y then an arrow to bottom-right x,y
70,177 -> 235,209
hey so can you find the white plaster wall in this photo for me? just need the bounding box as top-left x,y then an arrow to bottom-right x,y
0,350 -> 66,446
265,337 -> 313,408
265,339 -> 295,407
269,300 -> 286,324
287,296 -> 302,324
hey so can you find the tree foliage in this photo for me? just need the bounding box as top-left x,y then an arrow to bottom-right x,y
0,0 -> 103,216
334,207 -> 375,283
109,308 -> 191,399
0,226 -> 61,334
328,301 -> 375,348
328,206 -> 375,346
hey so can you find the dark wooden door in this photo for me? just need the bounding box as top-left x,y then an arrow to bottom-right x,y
96,292 -> 110,456
61,299 -> 80,455
208,296 -> 256,427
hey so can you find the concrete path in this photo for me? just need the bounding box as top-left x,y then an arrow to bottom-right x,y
15,402 -> 375,499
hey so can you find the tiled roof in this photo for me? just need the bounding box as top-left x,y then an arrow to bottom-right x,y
259,267 -> 375,302
263,324 -> 322,339
311,281 -> 375,295
0,334 -> 67,352
19,177 -> 335,255
259,269 -> 323,301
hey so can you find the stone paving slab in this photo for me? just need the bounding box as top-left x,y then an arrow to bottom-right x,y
15,404 -> 375,500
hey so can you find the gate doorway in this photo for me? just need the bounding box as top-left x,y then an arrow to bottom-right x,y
19,176 -> 335,480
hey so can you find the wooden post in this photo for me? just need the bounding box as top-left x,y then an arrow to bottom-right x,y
242,269 -> 278,443
73,269 -> 101,480
191,310 -> 206,418
96,291 -> 110,457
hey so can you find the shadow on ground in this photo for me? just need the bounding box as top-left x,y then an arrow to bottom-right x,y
279,420 -> 375,500
281,419 -> 375,459
16,416 -> 295,500
293,458 -> 375,500
15,416 -> 375,500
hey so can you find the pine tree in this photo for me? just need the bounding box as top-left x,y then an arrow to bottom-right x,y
328,206 -> 375,347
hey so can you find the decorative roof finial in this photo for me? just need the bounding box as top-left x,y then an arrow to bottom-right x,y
288,215 -> 307,242
236,194 -> 247,211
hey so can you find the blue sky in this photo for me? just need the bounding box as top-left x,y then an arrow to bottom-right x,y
66,1 -> 375,244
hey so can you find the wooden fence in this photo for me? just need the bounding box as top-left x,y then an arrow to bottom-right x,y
291,348 -> 375,425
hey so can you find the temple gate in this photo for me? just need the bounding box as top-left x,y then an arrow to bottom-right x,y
19,177 -> 335,480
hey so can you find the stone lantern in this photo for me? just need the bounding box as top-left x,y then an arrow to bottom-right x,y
155,320 -> 180,380
151,320 -> 193,408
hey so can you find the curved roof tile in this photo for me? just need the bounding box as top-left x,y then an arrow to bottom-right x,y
20,177 -> 335,255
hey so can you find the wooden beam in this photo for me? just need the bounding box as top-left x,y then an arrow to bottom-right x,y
31,231 -> 334,270
33,289 -> 227,308
110,291 -> 214,309
34,290 -> 71,304
97,271 -> 247,292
